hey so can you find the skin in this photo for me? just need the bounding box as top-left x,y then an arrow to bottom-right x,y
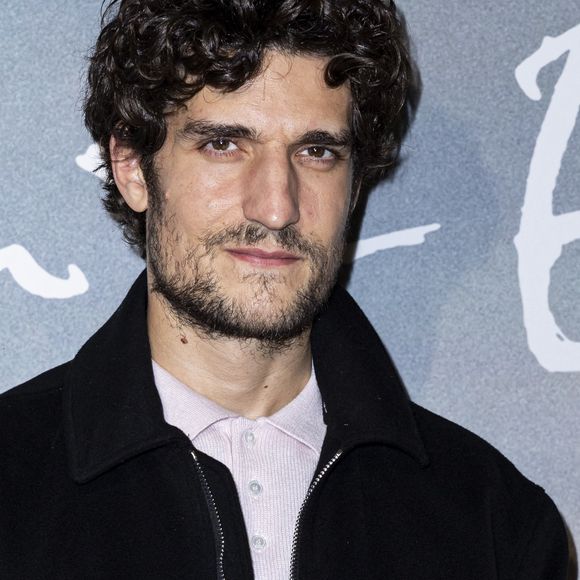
111,51 -> 355,418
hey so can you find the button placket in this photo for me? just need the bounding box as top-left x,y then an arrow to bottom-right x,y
239,422 -> 269,554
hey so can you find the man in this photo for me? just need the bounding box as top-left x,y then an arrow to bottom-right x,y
0,0 -> 569,578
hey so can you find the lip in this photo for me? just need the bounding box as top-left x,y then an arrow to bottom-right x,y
225,247 -> 302,267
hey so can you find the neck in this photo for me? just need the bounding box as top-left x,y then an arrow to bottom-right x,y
147,290 -> 313,420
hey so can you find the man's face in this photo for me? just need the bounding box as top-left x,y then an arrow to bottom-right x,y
146,51 -> 354,346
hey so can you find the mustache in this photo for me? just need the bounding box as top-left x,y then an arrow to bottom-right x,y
202,224 -> 326,261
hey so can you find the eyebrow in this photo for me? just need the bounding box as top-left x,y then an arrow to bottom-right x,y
177,119 -> 259,141
177,119 -> 352,149
294,129 -> 352,150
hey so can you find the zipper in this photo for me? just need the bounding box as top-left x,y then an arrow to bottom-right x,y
191,450 -> 226,580
289,449 -> 344,580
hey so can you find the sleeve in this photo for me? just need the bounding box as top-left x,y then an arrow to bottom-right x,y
513,492 -> 570,580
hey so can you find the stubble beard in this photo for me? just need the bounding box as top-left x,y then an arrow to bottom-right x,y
146,182 -> 347,353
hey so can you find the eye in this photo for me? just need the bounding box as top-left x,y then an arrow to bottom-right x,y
298,146 -> 335,160
203,138 -> 239,153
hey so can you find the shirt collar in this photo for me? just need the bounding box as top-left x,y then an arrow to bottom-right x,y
152,360 -> 237,441
264,368 -> 325,454
153,360 -> 326,455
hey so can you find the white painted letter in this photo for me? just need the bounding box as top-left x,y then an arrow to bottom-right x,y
514,24 -> 580,372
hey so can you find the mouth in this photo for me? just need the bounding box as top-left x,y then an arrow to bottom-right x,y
225,247 -> 302,267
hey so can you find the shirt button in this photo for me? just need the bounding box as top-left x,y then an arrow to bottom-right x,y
243,429 -> 255,446
248,480 -> 263,496
251,534 -> 267,551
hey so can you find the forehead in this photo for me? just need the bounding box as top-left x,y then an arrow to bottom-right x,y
171,51 -> 351,136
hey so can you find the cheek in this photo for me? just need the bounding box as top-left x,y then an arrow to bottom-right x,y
300,176 -> 351,239
166,173 -> 243,234
207,197 -> 238,212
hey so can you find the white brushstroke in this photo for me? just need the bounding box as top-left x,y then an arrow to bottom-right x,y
75,143 -> 107,181
346,223 -> 441,263
0,244 -> 89,299
514,23 -> 580,372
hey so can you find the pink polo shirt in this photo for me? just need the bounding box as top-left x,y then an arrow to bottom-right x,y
152,361 -> 326,580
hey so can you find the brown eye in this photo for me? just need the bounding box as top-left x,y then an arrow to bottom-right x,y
201,138 -> 239,156
210,138 -> 232,151
307,146 -> 327,158
297,146 -> 335,161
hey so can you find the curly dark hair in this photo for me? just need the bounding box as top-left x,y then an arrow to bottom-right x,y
84,0 -> 413,258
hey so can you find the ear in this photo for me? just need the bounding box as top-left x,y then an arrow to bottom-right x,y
110,135 -> 148,213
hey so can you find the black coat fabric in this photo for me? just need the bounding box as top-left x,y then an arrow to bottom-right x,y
0,272 -> 568,579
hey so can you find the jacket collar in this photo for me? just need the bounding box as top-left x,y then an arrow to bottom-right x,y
310,284 -> 428,465
64,270 -> 428,483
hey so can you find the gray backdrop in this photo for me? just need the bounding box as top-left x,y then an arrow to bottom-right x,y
1,0 -> 578,572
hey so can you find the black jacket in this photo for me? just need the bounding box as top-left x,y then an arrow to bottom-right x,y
0,272 -> 568,579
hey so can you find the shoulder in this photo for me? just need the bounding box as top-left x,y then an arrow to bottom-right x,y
1,362 -> 68,402
0,364 -> 75,530
0,363 -> 69,436
409,403 -> 568,572
409,404 -> 568,575
411,402 -> 544,493
408,402 -> 565,529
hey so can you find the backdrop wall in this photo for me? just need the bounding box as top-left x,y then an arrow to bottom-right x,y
1,0 -> 578,572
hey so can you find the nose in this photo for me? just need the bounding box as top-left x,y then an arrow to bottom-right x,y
242,149 -> 300,231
